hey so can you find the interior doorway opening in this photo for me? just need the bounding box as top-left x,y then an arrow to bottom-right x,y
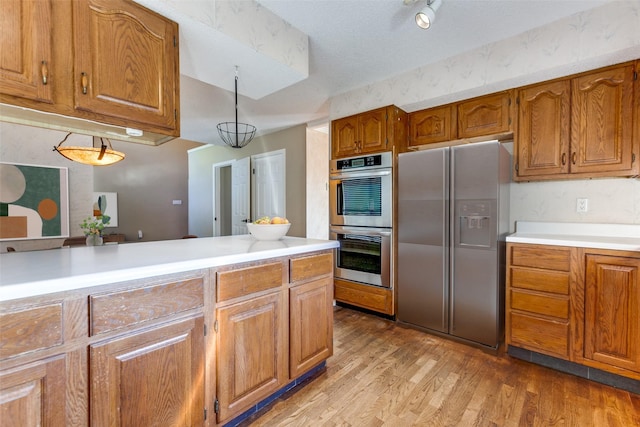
213,161 -> 233,236
212,150 -> 286,237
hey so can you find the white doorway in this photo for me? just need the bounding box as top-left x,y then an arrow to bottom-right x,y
231,156 -> 251,235
251,149 -> 286,220
212,160 -> 233,236
211,150 -> 286,236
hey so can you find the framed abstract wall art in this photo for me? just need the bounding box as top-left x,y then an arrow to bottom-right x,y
0,162 -> 70,240
92,192 -> 118,227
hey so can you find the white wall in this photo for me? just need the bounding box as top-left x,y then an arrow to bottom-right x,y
305,127 -> 329,239
511,178 -> 640,226
329,1 -> 640,227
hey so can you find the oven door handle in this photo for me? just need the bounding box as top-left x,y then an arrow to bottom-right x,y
330,226 -> 391,236
329,170 -> 391,180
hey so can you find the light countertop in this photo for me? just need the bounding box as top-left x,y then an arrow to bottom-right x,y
0,235 -> 338,302
506,221 -> 640,252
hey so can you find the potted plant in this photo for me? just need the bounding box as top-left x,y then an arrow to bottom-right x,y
80,215 -> 110,246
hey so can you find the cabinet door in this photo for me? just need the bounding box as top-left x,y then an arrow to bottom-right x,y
90,316 -> 205,426
0,355 -> 66,426
358,107 -> 388,154
408,105 -> 456,147
289,277 -> 333,378
457,91 -> 513,138
584,254 -> 639,373
515,80 -> 571,178
73,0 -> 179,133
570,65 -> 636,176
217,291 -> 286,424
0,0 -> 53,103
331,115 -> 359,158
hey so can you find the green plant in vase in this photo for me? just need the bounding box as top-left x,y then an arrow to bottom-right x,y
80,215 -> 110,246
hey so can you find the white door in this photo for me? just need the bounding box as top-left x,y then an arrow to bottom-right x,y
251,150 -> 286,220
212,160 -> 234,236
231,156 -> 250,235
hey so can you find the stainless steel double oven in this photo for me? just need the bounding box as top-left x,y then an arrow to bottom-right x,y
329,151 -> 393,288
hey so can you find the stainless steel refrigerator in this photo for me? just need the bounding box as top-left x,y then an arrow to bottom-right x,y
397,140 -> 510,349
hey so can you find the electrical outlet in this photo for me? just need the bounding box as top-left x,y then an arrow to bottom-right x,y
576,198 -> 588,213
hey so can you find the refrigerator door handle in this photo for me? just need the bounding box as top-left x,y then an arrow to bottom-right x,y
442,148 -> 450,332
449,148 -> 456,334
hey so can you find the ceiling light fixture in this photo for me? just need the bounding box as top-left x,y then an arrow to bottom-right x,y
217,66 -> 256,148
416,0 -> 442,29
54,133 -> 125,166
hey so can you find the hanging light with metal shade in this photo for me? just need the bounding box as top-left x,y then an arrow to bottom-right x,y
217,66 -> 256,148
54,133 -> 125,166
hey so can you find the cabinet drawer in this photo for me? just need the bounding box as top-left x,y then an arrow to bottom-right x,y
509,312 -> 569,358
90,277 -> 204,335
334,279 -> 393,315
0,303 -> 63,359
290,253 -> 333,283
510,267 -> 569,294
510,245 -> 571,271
217,262 -> 283,302
510,290 -> 569,319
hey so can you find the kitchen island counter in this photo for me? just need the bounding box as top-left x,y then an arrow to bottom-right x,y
1,235 -> 338,426
0,235 -> 338,302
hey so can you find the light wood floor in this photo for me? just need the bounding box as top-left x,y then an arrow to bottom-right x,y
247,306 -> 640,426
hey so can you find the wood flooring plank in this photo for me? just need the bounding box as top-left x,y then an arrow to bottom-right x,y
244,307 -> 639,427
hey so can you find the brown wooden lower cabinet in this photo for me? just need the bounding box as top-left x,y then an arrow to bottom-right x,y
90,316 -> 205,427
0,354 -> 67,426
0,249 -> 336,426
215,251 -> 335,424
289,277 -> 333,378
334,278 -> 394,315
582,253 -> 640,374
507,243 -> 640,381
216,290 -> 287,424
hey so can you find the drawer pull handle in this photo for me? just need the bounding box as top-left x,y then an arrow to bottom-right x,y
81,72 -> 88,94
41,61 -> 48,85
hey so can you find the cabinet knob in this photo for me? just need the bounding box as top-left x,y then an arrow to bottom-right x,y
571,152 -> 577,165
41,61 -> 48,85
561,153 -> 566,166
81,72 -> 88,95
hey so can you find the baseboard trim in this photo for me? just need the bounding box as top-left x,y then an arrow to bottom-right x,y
508,346 -> 639,395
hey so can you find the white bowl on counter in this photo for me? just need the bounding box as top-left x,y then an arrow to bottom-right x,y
246,223 -> 291,241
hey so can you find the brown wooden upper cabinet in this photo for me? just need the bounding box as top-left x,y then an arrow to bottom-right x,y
0,0 -> 180,139
457,91 -> 514,138
73,0 -> 179,133
406,90 -> 514,150
515,62 -> 638,181
408,104 -> 457,147
0,0 -> 54,104
331,105 -> 406,159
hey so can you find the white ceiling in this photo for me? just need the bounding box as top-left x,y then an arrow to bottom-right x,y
143,0 -> 611,146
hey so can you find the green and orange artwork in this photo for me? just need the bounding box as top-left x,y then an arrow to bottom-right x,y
0,163 -> 68,239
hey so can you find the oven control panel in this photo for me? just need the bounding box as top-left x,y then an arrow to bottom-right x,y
331,151 -> 392,172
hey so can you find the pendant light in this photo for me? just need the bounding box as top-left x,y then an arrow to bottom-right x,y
54,133 -> 125,166
217,66 -> 256,148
